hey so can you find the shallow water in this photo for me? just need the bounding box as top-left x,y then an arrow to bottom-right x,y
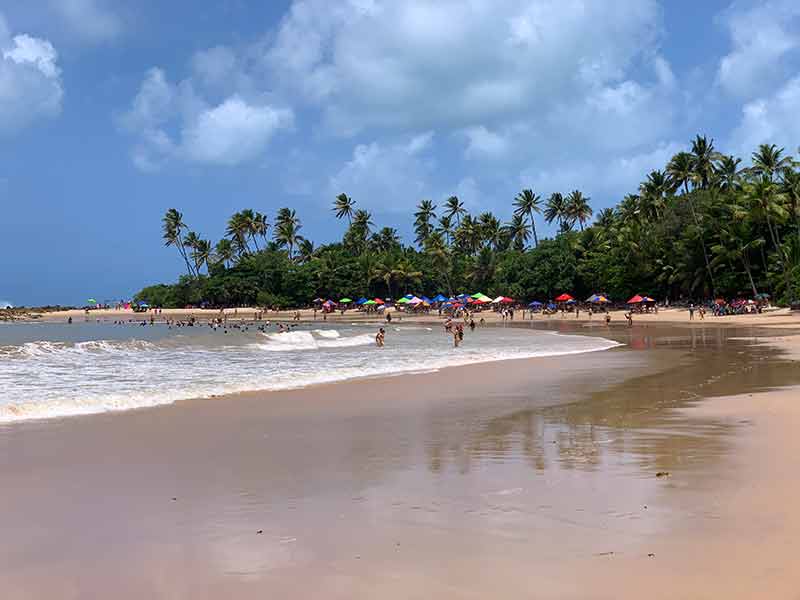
0,321 -> 619,422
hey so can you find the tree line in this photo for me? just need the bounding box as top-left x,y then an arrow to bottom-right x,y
137,135 -> 800,308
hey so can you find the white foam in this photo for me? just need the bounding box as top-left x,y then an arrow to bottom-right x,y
312,329 -> 340,339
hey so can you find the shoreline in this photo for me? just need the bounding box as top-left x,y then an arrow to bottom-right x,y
3,322 -> 800,597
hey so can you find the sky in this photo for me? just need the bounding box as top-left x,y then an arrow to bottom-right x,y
2,0 -> 800,306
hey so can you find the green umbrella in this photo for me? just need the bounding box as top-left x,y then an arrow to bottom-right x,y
396,297 -> 410,303
87,298 -> 97,304
363,299 -> 377,305
339,298 -> 353,303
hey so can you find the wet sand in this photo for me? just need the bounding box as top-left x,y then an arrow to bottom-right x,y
2,323 -> 800,598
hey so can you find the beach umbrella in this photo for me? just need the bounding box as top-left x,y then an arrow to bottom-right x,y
547,303 -> 557,310
87,298 -> 97,304
313,297 -> 325,303
528,300 -> 543,306
492,296 -> 504,303
642,296 -> 655,303
363,299 -> 377,305
421,295 -> 432,304
500,296 -> 514,304
339,298 -> 353,304
355,297 -> 368,305
432,293 -> 448,302
555,293 -> 574,302
403,293 -> 414,299
373,298 -> 385,304
627,295 -> 643,304
408,297 -> 423,305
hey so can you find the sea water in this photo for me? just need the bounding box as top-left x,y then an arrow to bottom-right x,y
0,321 -> 620,422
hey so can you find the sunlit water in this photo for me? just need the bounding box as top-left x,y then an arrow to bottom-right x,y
0,321 -> 620,422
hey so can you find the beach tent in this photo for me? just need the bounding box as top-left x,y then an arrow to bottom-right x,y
355,297 -> 368,305
432,294 -> 448,302
555,293 -> 574,302
408,297 -> 423,305
627,295 -> 644,304
396,297 -> 410,304
373,298 -> 385,304
403,293 -> 414,299
421,296 -> 432,304
586,294 -> 609,303
363,299 -> 377,305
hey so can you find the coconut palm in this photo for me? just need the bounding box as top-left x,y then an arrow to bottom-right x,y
690,135 -> 719,190
513,188 -> 542,247
162,208 -> 196,277
565,190 -> 592,231
214,239 -> 235,268
544,192 -> 567,230
751,144 -> 792,182
371,227 -> 401,253
667,151 -> 694,195
414,199 -> 437,247
253,211 -> 269,248
297,239 -> 316,264
226,211 -> 252,255
273,207 -> 304,260
443,195 -> 466,225
714,155 -> 743,192
504,213 -> 531,251
333,193 -> 356,224
478,211 -> 503,250
640,171 -> 669,221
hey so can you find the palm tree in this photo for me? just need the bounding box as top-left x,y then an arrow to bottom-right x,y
162,208 -> 196,277
391,260 -> 422,295
596,207 -> 616,229
443,195 -> 466,225
333,193 -> 356,224
297,239 -> 316,264
414,199 -> 437,248
254,211 -> 269,247
273,207 -> 304,260
714,155 -> 743,192
454,214 -> 481,255
639,171 -> 669,221
371,227 -> 400,253
191,238 -> 211,274
544,192 -> 567,230
504,213 -> 531,251
226,211 -> 252,255
345,209 -> 374,253
478,211 -> 503,250
750,144 -> 792,182
437,214 -> 454,246
747,176 -> 791,296
214,239 -> 234,268
513,189 -> 542,247
690,135 -> 719,190
667,151 -> 694,195
423,232 -> 453,296
565,190 -> 592,231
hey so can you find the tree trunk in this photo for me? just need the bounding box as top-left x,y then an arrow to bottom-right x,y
530,212 -> 539,248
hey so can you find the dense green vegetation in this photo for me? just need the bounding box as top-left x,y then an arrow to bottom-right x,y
137,136 -> 800,308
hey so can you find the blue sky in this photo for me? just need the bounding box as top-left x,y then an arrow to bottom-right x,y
2,0 -> 800,306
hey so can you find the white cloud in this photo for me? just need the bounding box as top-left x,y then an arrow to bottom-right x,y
729,76 -> 800,155
49,0 -> 122,43
328,133 -> 438,211
0,15 -> 63,134
716,0 -> 800,98
264,0 -> 664,136
119,67 -> 292,170
182,97 -> 292,165
520,142 -> 682,205
460,126 -> 510,159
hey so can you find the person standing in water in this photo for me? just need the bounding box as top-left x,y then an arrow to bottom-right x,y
375,327 -> 385,347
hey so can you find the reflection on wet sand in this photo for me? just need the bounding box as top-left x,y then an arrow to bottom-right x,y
1,324 -> 799,599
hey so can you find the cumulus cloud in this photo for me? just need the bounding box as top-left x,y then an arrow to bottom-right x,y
729,76 -> 800,155
119,67 -> 292,170
0,15 -> 63,134
716,0 -> 800,98
49,0 -> 122,43
328,133 -> 438,211
460,126 -> 511,160
264,0 -> 666,137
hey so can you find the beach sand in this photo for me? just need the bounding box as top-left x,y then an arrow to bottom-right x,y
2,324 -> 800,598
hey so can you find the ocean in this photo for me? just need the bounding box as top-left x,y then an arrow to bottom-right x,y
0,320 -> 620,422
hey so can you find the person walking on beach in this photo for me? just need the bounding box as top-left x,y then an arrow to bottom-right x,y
375,327 -> 385,347
625,312 -> 633,327
689,303 -> 695,320
605,313 -> 611,326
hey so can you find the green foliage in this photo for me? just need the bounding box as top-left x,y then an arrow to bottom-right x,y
144,138 -> 800,307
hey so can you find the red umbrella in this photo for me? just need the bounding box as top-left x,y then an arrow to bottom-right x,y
627,294 -> 643,304
555,293 -> 574,302
500,297 -> 514,304
373,298 -> 385,304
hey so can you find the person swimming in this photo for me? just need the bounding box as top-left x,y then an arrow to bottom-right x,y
375,327 -> 385,347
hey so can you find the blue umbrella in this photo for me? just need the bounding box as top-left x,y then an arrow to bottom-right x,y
432,293 -> 448,302
421,295 -> 432,303
547,303 -> 557,310
356,297 -> 368,305
528,300 -> 543,306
